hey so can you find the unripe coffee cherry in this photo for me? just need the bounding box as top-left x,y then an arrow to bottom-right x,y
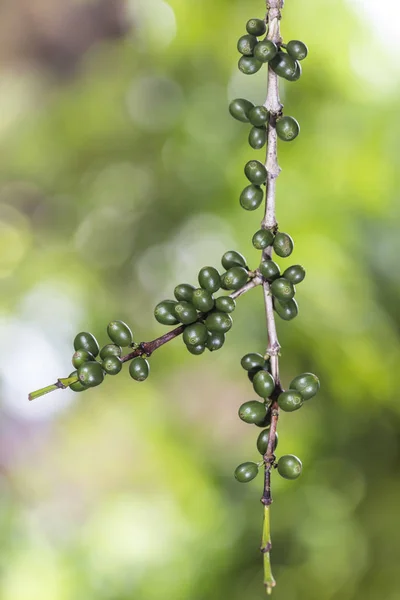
278,390 -> 303,412
77,361 -> 104,388
276,116 -> 300,142
221,250 -> 247,270
257,429 -> 279,454
102,355 -> 122,375
229,98 -> 254,123
205,312 -> 233,333
249,127 -> 267,150
255,410 -> 272,428
270,277 -> 295,302
277,454 -> 302,479
244,160 -> 267,185
174,283 -> 195,302
237,34 -> 258,56
186,343 -> 206,356
246,18 -> 266,36
192,289 -> 215,313
254,40 -> 278,63
183,323 -> 208,346
73,332 -> 99,357
174,301 -> 198,325
238,400 -> 268,425
215,296 -> 236,313
259,260 -> 280,280
68,371 -> 88,393
240,184 -> 263,210
222,267 -> 248,291
234,462 -> 259,483
287,40 -> 308,61
129,357 -> 150,381
282,265 -> 306,284
100,344 -> 122,360
248,106 -> 269,127
107,321 -> 133,347
154,300 -> 179,325
273,232 -> 294,257
289,373 -> 320,400
241,353 -> 266,372
238,56 -> 262,75
72,349 -> 95,369
253,370 -> 275,398
206,331 -> 225,351
270,51 -> 297,79
286,60 -> 302,82
198,266 -> 221,293
274,298 -> 298,321
252,229 -> 274,250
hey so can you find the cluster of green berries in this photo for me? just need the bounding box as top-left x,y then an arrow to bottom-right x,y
154,252 -> 252,354
234,352 -> 320,482
68,321 -> 150,392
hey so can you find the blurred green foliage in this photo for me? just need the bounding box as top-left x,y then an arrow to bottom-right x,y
0,0 -> 399,599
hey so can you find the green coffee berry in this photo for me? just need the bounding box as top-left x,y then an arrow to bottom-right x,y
249,127 -> 267,150
252,229 -> 274,250
77,361 -> 104,388
72,349 -> 95,369
107,321 -> 133,347
238,56 -> 262,75
229,98 -> 254,123
198,266 -> 221,293
289,373 -> 320,400
276,116 -> 300,142
273,232 -> 294,257
215,296 -> 236,313
274,298 -> 298,321
270,277 -> 295,302
174,301 -> 198,325
255,410 -> 272,428
186,343 -> 206,356
100,344 -> 122,360
129,357 -> 150,381
102,355 -> 122,376
286,60 -> 302,82
222,267 -> 248,291
244,160 -> 267,185
259,260 -> 280,280
174,283 -> 195,303
205,312 -> 233,333
154,300 -> 180,325
282,265 -> 306,284
238,400 -> 268,425
206,331 -> 225,352
183,322 -> 208,346
277,454 -> 302,480
240,184 -> 264,210
73,332 -> 99,357
253,370 -> 275,398
270,51 -> 297,79
278,390 -> 303,412
192,288 -> 215,313
234,462 -> 259,483
241,352 -> 265,372
248,106 -> 269,127
257,429 -> 279,455
68,371 -> 88,393
221,250 -> 247,270
254,40 -> 278,63
287,40 -> 308,61
246,18 -> 266,36
237,34 -> 258,56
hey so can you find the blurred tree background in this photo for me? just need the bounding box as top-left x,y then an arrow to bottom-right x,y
0,0 -> 399,598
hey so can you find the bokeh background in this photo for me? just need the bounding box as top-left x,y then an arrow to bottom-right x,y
0,0 -> 399,598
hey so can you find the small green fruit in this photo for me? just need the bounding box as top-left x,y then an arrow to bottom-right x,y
273,232 -> 294,257
241,353 -> 265,372
174,301 -> 198,325
229,98 -> 254,123
198,266 -> 221,293
274,298 -> 298,320
77,361 -> 104,388
252,229 -> 274,250
206,331 -> 225,352
155,300 -> 179,325
282,265 -> 306,284
183,323 -> 208,346
287,40 -> 308,61
255,410 -> 272,428
289,373 -> 320,400
205,312 -> 233,333
215,296 -> 236,313
276,116 -> 300,142
257,429 -> 279,454
238,400 -> 268,425
237,34 -> 258,56
222,267 -> 248,291
102,355 -> 122,375
174,283 -> 195,302
277,454 -> 302,480
129,357 -> 150,381
100,344 -> 122,360
192,289 -> 215,313
107,321 -> 133,347
278,390 -> 303,412
221,250 -> 247,270
68,371 -> 88,393
259,260 -> 280,280
253,370 -> 275,398
254,40 -> 278,63
240,184 -> 263,210
248,126 -> 267,150
234,462 -> 259,483
246,18 -> 266,36
244,160 -> 267,185
270,51 -> 297,79
270,277 -> 295,302
186,343 -> 206,356
72,349 -> 95,369
248,106 -> 269,127
73,332 -> 99,357
286,60 -> 302,82
238,56 -> 262,75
